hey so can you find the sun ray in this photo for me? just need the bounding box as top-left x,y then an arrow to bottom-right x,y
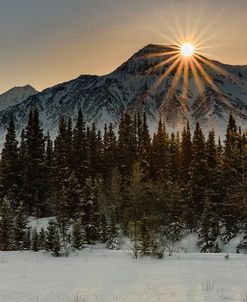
182,59 -> 189,99
159,59 -> 184,113
147,53 -> 180,74
189,59 -> 205,95
194,53 -> 229,75
192,58 -> 220,92
139,10 -> 241,104
151,56 -> 182,91
197,54 -> 247,91
167,59 -> 184,96
143,50 -> 180,60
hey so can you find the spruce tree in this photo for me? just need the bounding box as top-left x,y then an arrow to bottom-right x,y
150,118 -> 169,183
72,110 -> 88,185
0,198 -> 14,250
23,228 -> 31,250
44,132 -> 55,214
31,229 -> 39,251
179,122 -> 192,228
102,123 -> 117,181
199,193 -> 217,252
45,219 -> 58,251
52,227 -> 61,257
222,114 -> 241,241
54,116 -> 69,202
139,215 -> 153,256
81,178 -> 100,243
65,118 -> 73,168
99,214 -> 107,243
22,109 -> 47,216
138,113 -> 151,180
39,227 -> 46,250
188,122 -> 207,229
205,130 -> 222,239
117,113 -> 137,181
13,203 -> 27,250
0,116 -> 20,208
72,218 -> 85,250
88,123 -> 102,178
106,212 -> 120,250
180,122 -> 192,184
168,132 -> 180,184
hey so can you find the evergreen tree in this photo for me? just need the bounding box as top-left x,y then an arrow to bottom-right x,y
72,218 -> 85,250
139,215 -> 153,256
239,132 -> 247,235
168,132 -> 180,184
179,122 -> 192,228
72,110 -> 88,185
88,123 -> 102,178
65,118 -> 73,168
81,178 -> 100,243
54,116 -> 70,202
117,113 -> 137,181
205,130 -> 222,239
52,227 -> 61,257
45,219 -> 58,251
44,132 -> 55,214
180,122 -> 192,184
31,229 -> 39,251
199,193 -> 217,252
39,227 -> 46,250
23,228 -> 31,250
21,109 -> 47,216
102,124 -> 117,181
106,212 -> 120,250
138,113 -> 151,180
0,198 -> 14,250
99,214 -> 107,243
0,116 -> 20,208
13,203 -> 27,250
150,118 -> 169,183
222,114 -> 241,241
188,122 -> 207,229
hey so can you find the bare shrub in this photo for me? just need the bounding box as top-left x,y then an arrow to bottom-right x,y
67,292 -> 88,302
241,292 -> 247,302
201,279 -> 216,291
0,255 -> 8,263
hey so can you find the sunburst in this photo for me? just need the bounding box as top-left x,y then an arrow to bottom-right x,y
180,43 -> 194,57
142,21 -> 247,114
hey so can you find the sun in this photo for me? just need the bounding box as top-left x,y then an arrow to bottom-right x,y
180,43 -> 194,57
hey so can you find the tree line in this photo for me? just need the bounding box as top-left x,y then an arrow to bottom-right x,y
0,109 -> 246,256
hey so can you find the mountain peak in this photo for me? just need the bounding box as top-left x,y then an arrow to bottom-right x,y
1,84 -> 37,95
114,44 -> 178,75
137,43 -> 177,54
0,85 -> 38,112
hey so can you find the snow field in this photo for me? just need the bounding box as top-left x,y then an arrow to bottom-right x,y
0,248 -> 247,302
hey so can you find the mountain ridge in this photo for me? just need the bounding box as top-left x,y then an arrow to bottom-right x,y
0,85 -> 38,112
0,44 -> 247,145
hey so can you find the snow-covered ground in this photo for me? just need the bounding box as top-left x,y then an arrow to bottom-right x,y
1,248 -> 247,302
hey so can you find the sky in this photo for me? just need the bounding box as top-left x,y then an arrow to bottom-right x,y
0,0 -> 247,94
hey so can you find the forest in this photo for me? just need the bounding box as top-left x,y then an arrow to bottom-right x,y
0,109 -> 246,257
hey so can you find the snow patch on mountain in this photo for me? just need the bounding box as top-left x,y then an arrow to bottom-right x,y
0,85 -> 38,112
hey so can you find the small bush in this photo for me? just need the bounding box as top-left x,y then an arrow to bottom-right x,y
67,292 -> 87,302
201,279 -> 216,291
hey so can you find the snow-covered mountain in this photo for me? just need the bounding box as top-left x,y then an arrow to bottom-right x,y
0,85 -> 38,112
0,44 -> 247,143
